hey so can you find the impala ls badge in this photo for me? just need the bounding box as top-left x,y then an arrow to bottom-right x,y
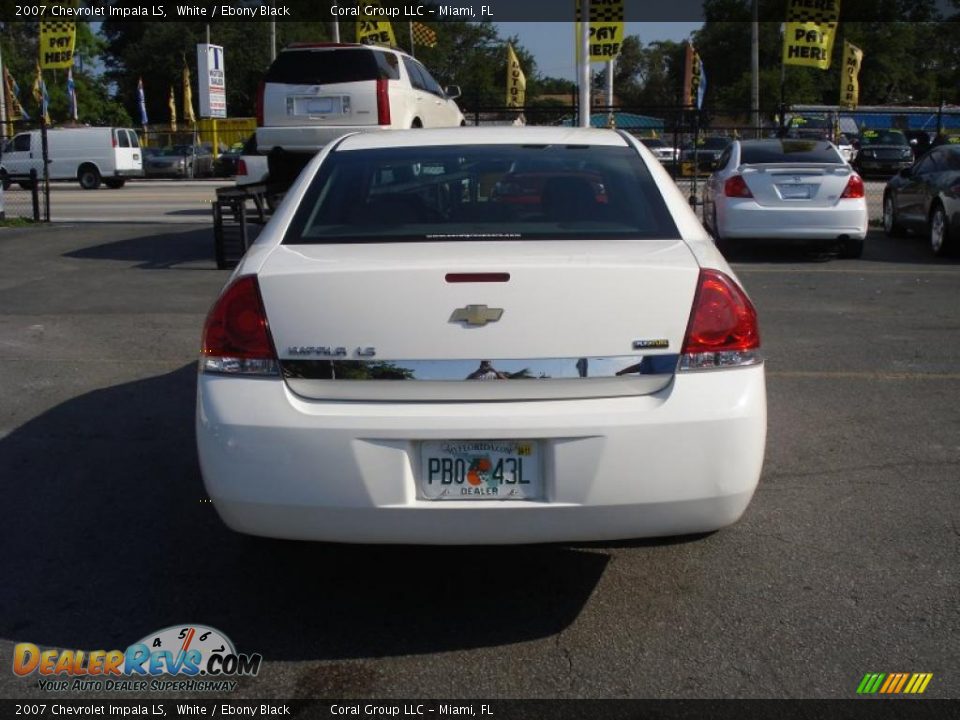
450,305 -> 504,327
633,339 -> 670,349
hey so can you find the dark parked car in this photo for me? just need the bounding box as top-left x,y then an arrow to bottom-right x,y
903,130 -> 933,159
143,144 -> 214,179
883,144 -> 960,256
853,129 -> 913,177
681,136 -> 731,171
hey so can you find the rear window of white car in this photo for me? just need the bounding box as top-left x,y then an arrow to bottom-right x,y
283,144 -> 680,244
265,48 -> 400,85
740,141 -> 843,164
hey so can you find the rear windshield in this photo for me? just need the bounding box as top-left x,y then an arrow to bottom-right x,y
740,141 -> 842,164
283,144 -> 680,244
641,138 -> 664,148
265,48 -> 399,85
859,130 -> 908,146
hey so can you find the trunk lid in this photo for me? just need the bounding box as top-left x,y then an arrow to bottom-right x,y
257,240 -> 700,401
739,163 -> 854,208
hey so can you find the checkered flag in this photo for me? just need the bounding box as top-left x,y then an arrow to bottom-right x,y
574,0 -> 624,23
412,22 -> 437,48
786,2 -> 840,25
40,20 -> 74,34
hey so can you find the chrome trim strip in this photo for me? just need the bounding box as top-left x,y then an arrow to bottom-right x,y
280,354 -> 680,381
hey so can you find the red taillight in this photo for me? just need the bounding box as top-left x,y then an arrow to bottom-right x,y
840,173 -> 865,199
724,175 -> 753,198
236,158 -> 248,176
255,80 -> 265,126
376,77 -> 391,126
201,276 -> 278,375
680,269 -> 761,371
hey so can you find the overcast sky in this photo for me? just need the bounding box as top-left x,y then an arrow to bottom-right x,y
495,22 -> 703,80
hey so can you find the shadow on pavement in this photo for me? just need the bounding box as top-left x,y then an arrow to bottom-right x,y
0,365 -> 607,661
722,230 -> 960,265
63,226 -> 217,270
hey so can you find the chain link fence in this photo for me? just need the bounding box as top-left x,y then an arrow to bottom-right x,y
1,164 -> 44,221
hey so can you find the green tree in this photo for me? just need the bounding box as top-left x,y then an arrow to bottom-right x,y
0,22 -> 130,128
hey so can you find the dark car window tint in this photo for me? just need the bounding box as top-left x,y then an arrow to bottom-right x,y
944,149 -> 960,171
12,134 -> 31,152
717,147 -> 732,170
701,137 -> 730,150
283,144 -> 680,244
127,130 -> 140,148
265,49 -> 383,85
416,62 -> 444,96
402,57 -> 427,91
740,141 -> 842,164
859,130 -> 908,146
641,139 -> 664,148
914,152 -> 939,174
373,51 -> 401,80
116,130 -> 130,148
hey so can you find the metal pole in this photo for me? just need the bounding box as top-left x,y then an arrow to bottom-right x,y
270,21 -> 277,61
205,24 -> 210,45
751,0 -> 760,137
331,19 -> 340,43
0,39 -> 8,141
408,22 -> 414,57
578,0 -> 591,128
606,58 -> 615,127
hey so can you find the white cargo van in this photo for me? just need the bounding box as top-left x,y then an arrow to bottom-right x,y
0,127 -> 144,189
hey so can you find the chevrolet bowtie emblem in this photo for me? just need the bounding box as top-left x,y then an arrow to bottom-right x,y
450,304 -> 504,327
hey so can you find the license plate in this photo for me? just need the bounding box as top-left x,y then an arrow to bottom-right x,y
419,440 -> 541,501
307,98 -> 340,115
778,184 -> 812,199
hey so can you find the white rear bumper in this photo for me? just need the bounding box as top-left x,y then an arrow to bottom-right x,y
196,366 -> 767,544
718,199 -> 867,240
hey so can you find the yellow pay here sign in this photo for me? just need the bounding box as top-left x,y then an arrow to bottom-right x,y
575,0 -> 624,61
782,0 -> 841,70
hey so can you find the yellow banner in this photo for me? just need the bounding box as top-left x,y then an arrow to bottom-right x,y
39,19 -> 76,69
575,0 -> 624,61
840,41 -> 863,109
356,20 -> 396,47
168,86 -> 177,132
782,0 -> 841,70
183,65 -> 196,125
506,44 -> 526,108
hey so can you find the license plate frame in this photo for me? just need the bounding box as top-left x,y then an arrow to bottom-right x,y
419,440 -> 542,501
778,183 -> 813,199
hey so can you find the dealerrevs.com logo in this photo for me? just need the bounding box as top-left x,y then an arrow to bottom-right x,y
13,624 -> 262,693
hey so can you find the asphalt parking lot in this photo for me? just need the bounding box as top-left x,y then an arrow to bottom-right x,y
0,222 -> 957,700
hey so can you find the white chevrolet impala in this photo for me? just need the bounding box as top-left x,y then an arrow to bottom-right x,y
196,127 -> 767,544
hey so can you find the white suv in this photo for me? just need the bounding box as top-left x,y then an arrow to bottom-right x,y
256,43 -> 465,185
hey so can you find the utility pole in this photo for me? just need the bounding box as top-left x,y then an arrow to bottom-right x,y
270,21 -> 276,61
0,36 -> 8,141
578,0 -> 590,128
751,0 -> 760,137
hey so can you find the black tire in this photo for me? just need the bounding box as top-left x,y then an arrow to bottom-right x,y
710,208 -> 737,257
883,194 -> 907,237
104,178 -> 126,189
929,203 -> 953,257
839,236 -> 865,259
0,171 -> 10,190
78,165 -> 101,190
411,119 -> 423,128
18,181 -> 34,191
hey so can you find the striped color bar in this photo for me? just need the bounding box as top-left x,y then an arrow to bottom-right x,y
857,672 -> 933,694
